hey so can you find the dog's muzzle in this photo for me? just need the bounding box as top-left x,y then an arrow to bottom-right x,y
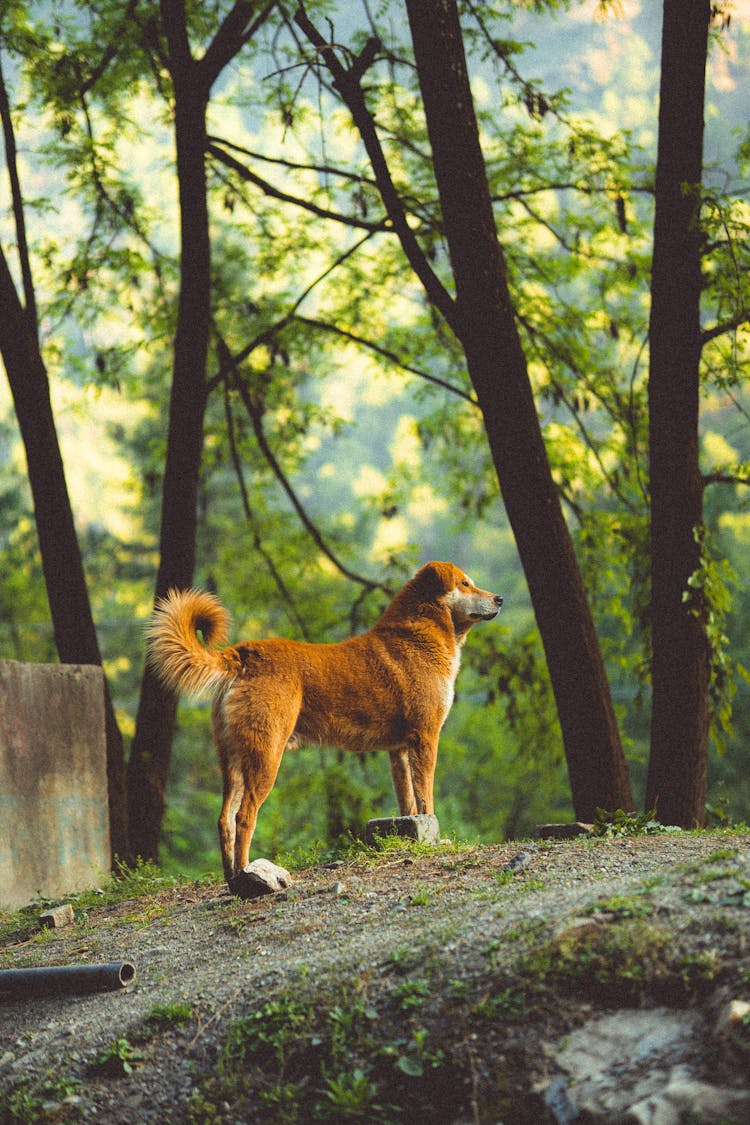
471,595 -> 503,620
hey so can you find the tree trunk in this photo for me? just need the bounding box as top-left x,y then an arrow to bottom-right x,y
0,248 -> 129,861
404,0 -> 633,819
645,0 -> 711,827
126,5 -> 212,861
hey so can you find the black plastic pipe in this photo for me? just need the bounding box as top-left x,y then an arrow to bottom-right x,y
0,962 -> 136,998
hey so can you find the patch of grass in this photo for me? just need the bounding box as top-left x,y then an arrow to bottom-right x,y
705,848 -> 740,864
188,971 -> 471,1123
520,916 -> 721,1006
143,1001 -> 195,1036
0,1072 -> 83,1123
693,866 -> 740,885
472,984 -> 527,1023
335,832 -> 470,868
408,885 -> 433,906
381,945 -> 424,975
275,839 -> 343,872
0,858 -> 190,947
318,1067 -> 382,1118
584,891 -> 653,920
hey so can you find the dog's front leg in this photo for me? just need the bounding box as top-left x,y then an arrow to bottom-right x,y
389,748 -> 417,815
405,732 -> 439,816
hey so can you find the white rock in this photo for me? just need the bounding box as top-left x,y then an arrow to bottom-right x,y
624,1069 -> 750,1124
714,998 -> 750,1037
228,858 -> 292,899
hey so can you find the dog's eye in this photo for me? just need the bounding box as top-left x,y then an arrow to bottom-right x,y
461,580 -> 470,587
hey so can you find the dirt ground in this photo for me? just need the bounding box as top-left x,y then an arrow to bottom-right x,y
1,831 -> 750,1123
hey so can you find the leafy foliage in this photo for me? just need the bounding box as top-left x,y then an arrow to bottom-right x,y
1,1 -> 749,864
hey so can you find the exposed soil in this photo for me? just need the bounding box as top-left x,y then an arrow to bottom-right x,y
1,831 -> 749,1123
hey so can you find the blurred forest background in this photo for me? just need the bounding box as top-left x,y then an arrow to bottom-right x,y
1,0 -> 748,877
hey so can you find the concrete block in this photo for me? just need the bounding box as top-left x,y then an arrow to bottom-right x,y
364,814 -> 440,847
39,903 -> 75,929
0,660 -> 110,908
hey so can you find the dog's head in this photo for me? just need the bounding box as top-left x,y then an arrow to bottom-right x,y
414,561 -> 503,626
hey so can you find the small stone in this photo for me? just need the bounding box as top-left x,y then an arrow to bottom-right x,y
228,858 -> 292,900
501,846 -> 537,874
364,814 -> 440,846
715,998 -> 750,1037
39,904 -> 74,929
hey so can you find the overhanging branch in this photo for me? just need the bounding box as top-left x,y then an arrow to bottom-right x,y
293,6 -> 460,335
207,140 -> 388,232
219,340 -> 385,594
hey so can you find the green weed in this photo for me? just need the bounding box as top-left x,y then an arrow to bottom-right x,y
591,807 -> 668,837
0,1073 -> 83,1123
188,970 -> 470,1123
394,977 -> 430,1010
408,885 -> 432,906
90,1037 -> 143,1077
317,1067 -> 381,1119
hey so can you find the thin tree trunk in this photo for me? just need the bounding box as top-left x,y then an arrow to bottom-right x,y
126,6 -> 212,862
404,0 -> 632,819
126,1 -> 275,862
0,248 -> 129,860
646,0 -> 711,827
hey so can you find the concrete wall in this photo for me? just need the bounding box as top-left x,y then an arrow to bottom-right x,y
0,660 -> 110,909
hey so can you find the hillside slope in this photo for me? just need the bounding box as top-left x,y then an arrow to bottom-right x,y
1,832 -> 750,1123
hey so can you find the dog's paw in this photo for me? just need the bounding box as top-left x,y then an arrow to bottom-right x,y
228,858 -> 292,900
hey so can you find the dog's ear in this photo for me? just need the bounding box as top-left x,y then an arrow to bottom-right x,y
413,561 -> 452,598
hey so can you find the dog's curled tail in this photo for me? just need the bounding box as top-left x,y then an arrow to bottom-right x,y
146,588 -> 233,699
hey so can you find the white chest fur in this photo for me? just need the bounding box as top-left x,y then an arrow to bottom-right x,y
438,649 -> 462,723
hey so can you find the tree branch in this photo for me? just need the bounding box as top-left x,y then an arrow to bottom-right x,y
207,140 -> 388,232
293,315 -> 478,404
702,469 -> 750,489
293,6 -> 460,334
79,0 -> 140,96
221,341 -> 384,594
200,1 -> 279,92
0,50 -> 37,336
207,132 -> 379,187
220,353 -> 312,639
700,309 -> 749,345
206,231 -> 376,394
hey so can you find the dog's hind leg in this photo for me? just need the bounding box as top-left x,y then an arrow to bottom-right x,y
233,738 -> 287,874
389,748 -> 417,815
218,765 -> 243,884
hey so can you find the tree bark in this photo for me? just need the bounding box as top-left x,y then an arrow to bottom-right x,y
0,248 -> 129,861
404,0 -> 632,818
126,3 -> 212,861
645,0 -> 711,827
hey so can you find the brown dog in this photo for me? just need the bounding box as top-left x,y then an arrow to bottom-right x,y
147,561 -> 502,887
